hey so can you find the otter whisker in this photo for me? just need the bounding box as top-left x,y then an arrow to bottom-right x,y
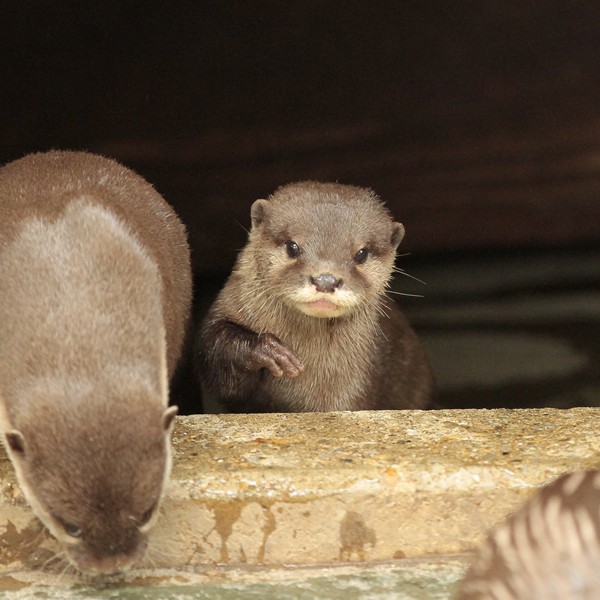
146,541 -> 180,562
386,289 -> 425,298
391,267 -> 427,285
54,555 -> 77,585
374,299 -> 392,320
25,525 -> 49,552
235,219 -> 250,235
40,549 -> 68,573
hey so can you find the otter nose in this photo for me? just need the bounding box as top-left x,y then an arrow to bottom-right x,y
310,273 -> 342,293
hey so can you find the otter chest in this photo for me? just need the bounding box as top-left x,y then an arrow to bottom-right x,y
264,319 -> 377,412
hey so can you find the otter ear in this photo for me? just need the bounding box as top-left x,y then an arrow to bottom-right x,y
5,430 -> 26,456
162,406 -> 178,431
391,222 -> 405,249
250,199 -> 269,229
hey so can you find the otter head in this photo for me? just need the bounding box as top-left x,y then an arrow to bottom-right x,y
3,376 -> 177,575
247,181 -> 404,319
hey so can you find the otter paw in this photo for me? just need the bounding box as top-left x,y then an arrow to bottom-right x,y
250,333 -> 304,378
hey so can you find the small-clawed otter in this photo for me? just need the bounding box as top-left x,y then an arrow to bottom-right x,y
456,470 -> 600,599
196,181 -> 433,413
0,151 -> 192,574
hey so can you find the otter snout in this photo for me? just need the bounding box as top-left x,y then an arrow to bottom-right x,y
309,273 -> 342,293
67,531 -> 149,575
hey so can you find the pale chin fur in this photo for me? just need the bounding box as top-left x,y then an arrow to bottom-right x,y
295,301 -> 346,318
289,287 -> 359,319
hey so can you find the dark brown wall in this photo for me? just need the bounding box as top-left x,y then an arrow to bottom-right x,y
2,1 -> 600,274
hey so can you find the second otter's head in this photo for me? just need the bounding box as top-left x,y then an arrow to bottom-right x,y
3,375 -> 177,575
244,181 -> 404,319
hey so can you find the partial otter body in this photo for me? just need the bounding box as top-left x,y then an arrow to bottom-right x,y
0,151 -> 192,574
197,181 -> 433,413
456,470 -> 600,600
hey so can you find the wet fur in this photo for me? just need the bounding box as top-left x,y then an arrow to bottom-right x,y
0,151 -> 192,573
197,181 -> 433,412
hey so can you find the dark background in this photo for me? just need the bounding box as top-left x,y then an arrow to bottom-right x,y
3,1 -> 599,411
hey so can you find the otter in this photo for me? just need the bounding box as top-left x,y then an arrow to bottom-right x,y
0,151 -> 192,574
456,470 -> 600,599
196,181 -> 433,413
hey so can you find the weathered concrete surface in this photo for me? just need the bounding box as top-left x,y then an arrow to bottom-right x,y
0,557 -> 470,598
0,408 -> 599,578
0,556 -> 470,598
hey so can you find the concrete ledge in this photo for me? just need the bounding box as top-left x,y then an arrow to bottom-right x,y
1,408 -> 599,576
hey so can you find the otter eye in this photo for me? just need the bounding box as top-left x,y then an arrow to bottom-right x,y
139,503 -> 157,527
285,240 -> 300,259
56,516 -> 82,538
354,247 -> 369,264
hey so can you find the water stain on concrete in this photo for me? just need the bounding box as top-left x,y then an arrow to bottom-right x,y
0,518 -> 51,566
204,499 -> 244,563
339,511 -> 376,561
202,498 -> 280,565
257,504 -> 277,564
0,575 -> 28,591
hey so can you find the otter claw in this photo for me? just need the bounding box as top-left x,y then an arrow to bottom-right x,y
253,333 -> 304,379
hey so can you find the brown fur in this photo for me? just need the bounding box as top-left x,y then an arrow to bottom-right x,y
0,151 -> 192,574
196,181 -> 433,413
456,470 -> 600,599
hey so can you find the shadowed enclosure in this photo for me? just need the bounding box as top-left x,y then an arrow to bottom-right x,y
1,1 -> 599,411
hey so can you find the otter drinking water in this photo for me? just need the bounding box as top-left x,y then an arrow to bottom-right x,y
0,151 -> 192,574
196,181 -> 433,413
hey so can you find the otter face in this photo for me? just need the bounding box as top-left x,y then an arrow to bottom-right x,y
3,380 -> 177,575
249,182 -> 404,319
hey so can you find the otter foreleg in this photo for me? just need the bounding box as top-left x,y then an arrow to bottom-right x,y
198,319 -> 303,407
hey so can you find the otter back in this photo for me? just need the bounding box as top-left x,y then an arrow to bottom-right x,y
0,201 -> 165,394
0,151 -> 192,574
456,470 -> 600,600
